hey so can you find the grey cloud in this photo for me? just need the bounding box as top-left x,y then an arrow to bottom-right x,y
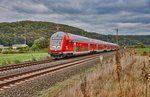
0,0 -> 150,35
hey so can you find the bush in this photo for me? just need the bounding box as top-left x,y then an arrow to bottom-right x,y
134,43 -> 145,48
0,49 -> 2,53
1,49 -> 14,54
18,47 -> 29,53
1,61 -> 7,66
13,60 -> 21,64
31,37 -> 48,51
31,54 -> 36,61
1,46 -> 29,54
142,51 -> 147,55
31,44 -> 39,51
7,60 -> 12,64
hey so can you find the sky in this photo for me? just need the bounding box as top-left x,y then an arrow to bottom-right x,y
0,0 -> 150,35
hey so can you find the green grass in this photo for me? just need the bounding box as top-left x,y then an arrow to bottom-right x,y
0,52 -> 49,66
135,48 -> 150,54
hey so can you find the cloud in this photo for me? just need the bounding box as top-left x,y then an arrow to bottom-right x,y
0,0 -> 150,35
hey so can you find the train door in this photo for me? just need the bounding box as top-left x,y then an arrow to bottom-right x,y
69,40 -> 74,52
96,44 -> 98,51
74,41 -> 76,52
88,43 -> 90,51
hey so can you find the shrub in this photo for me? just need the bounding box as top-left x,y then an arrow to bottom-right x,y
18,46 -> 29,53
6,60 -> 12,64
1,61 -> 7,66
13,60 -> 21,64
1,49 -> 13,54
31,54 -> 36,61
142,51 -> 147,56
31,44 -> 39,51
0,49 -> 2,53
31,37 -> 48,51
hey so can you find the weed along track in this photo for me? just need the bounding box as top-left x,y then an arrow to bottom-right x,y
0,55 -> 99,90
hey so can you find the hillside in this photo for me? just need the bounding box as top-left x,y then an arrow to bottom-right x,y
0,21 -> 149,46
0,21 -> 86,46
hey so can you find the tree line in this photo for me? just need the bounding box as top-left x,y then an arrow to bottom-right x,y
0,20 -> 149,48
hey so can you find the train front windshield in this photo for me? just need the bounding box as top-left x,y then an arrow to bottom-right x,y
51,32 -> 64,50
52,38 -> 62,47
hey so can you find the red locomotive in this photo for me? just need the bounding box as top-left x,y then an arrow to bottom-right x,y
49,31 -> 119,58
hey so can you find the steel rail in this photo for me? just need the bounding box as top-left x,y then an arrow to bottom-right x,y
0,52 -> 107,72
0,59 -> 54,72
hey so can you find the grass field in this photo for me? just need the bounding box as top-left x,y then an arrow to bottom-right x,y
135,47 -> 150,54
0,52 -> 49,66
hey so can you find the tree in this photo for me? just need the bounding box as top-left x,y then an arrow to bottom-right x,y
135,43 -> 145,48
31,37 -> 48,51
31,44 -> 39,51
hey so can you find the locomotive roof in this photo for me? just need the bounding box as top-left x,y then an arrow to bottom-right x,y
54,32 -> 118,46
52,31 -> 66,37
67,33 -> 107,44
67,33 -> 90,43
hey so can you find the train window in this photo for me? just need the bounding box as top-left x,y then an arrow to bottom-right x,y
66,40 -> 69,45
51,38 -> 62,47
70,41 -> 73,45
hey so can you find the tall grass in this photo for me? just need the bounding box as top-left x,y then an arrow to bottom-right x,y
41,49 -> 150,97
141,61 -> 149,97
80,74 -> 89,97
115,51 -> 123,97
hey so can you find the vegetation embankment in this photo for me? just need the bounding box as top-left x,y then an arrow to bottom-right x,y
39,49 -> 150,97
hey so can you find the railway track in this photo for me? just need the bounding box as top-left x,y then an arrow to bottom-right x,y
0,52 -> 108,72
0,58 -> 54,72
0,55 -> 99,90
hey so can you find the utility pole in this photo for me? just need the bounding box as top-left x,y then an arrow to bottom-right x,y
13,32 -> 16,44
124,38 -> 126,46
56,24 -> 60,31
116,28 -> 119,44
24,29 -> 27,44
81,31 -> 84,36
107,34 -> 109,42
22,25 -> 27,44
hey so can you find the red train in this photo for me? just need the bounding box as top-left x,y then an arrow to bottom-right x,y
49,31 -> 120,58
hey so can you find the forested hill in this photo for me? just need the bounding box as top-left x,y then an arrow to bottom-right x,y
0,20 -> 149,46
0,21 -> 86,46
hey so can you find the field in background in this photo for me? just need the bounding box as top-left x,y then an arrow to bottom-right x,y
0,52 -> 49,66
136,47 -> 150,54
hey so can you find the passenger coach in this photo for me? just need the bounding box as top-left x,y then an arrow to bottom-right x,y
49,31 -> 119,58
